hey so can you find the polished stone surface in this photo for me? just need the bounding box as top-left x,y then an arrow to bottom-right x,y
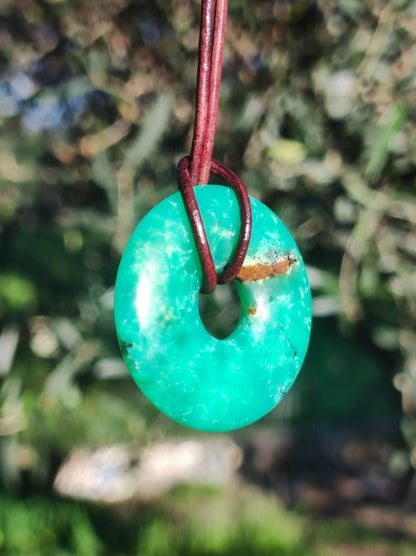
114,185 -> 312,431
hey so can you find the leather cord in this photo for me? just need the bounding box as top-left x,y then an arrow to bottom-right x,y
177,0 -> 252,294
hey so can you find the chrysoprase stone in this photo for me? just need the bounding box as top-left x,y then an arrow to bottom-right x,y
114,185 -> 312,431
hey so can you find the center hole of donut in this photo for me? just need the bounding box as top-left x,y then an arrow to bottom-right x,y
198,282 -> 241,340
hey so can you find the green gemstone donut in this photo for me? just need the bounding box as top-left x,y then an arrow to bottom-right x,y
114,185 -> 312,431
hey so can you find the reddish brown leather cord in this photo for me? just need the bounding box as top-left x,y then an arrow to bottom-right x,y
178,0 -> 252,293
189,0 -> 216,187
177,157 -> 252,294
189,0 -> 229,186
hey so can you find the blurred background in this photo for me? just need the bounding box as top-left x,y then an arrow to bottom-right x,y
1,0 -> 416,554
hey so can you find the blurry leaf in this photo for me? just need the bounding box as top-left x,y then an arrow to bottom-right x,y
365,102 -> 408,180
372,326 -> 401,350
71,508 -> 101,556
44,355 -> 83,408
81,119 -> 130,159
93,358 -> 128,380
312,295 -> 340,317
0,274 -> 37,313
302,160 -> 336,186
29,317 -> 59,358
51,318 -> 83,351
338,0 -> 368,20
324,71 -> 358,120
267,139 -> 306,164
91,151 -> 118,210
306,266 -> 339,294
281,93 -> 326,154
123,94 -> 173,173
236,95 -> 264,131
0,325 -> 19,376
0,150 -> 33,183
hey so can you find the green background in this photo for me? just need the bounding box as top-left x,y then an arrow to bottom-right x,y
1,0 -> 416,553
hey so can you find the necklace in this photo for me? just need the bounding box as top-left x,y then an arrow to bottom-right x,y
114,0 -> 312,431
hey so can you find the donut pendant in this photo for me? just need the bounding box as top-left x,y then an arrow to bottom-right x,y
114,185 -> 312,431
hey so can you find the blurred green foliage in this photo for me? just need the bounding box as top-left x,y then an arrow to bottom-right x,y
1,0 -> 416,552
2,485 -> 416,555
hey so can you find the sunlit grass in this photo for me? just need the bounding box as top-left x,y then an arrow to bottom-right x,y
1,484 -> 416,555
